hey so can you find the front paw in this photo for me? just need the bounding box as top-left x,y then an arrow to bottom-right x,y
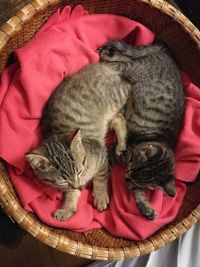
53,207 -> 77,221
97,40 -> 122,60
115,143 -> 126,156
137,202 -> 157,220
93,191 -> 109,211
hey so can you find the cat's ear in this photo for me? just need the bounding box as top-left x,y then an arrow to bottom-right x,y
140,144 -> 159,161
25,147 -> 52,172
70,130 -> 86,165
162,178 -> 176,198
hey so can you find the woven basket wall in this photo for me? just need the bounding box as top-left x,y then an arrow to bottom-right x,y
0,0 -> 200,260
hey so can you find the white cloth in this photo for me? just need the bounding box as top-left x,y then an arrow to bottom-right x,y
88,221 -> 200,267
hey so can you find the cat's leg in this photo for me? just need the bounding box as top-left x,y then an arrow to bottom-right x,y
92,149 -> 109,210
93,175 -> 109,211
110,112 -> 127,156
132,188 -> 157,220
54,189 -> 80,221
98,40 -> 152,61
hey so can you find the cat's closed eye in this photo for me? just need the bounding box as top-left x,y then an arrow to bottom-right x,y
77,169 -> 84,176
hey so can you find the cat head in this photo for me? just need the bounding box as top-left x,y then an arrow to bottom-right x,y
126,142 -> 176,197
25,130 -> 88,190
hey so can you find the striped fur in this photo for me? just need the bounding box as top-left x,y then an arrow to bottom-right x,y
100,40 -> 184,220
26,61 -> 132,221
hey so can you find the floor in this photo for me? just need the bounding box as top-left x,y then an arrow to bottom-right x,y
0,0 -> 30,25
0,234 -> 92,267
0,2 -> 92,267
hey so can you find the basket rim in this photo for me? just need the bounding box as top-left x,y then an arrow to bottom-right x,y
1,160 -> 200,260
0,0 -> 200,52
0,0 -> 200,260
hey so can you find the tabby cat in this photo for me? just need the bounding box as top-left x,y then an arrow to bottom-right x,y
26,60 -> 131,221
98,40 -> 184,219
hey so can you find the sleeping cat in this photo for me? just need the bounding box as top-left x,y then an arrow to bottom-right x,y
98,40 -> 184,219
26,61 -> 131,221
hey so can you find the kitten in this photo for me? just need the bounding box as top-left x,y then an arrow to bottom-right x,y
98,40 -> 184,220
26,62 -> 131,221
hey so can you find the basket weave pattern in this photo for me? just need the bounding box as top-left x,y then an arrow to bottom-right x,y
0,0 -> 200,260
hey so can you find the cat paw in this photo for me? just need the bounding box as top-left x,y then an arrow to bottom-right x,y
93,192 -> 109,211
53,207 -> 77,221
144,208 -> 157,220
97,41 -> 122,61
115,143 -> 126,156
137,203 -> 157,220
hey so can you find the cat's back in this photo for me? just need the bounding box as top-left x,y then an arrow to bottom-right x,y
132,44 -> 181,84
127,44 -> 184,139
42,62 -> 129,139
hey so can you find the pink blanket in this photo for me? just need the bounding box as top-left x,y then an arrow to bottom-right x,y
0,5 -> 200,241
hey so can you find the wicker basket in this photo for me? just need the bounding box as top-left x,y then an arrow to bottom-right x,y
0,0 -> 200,260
